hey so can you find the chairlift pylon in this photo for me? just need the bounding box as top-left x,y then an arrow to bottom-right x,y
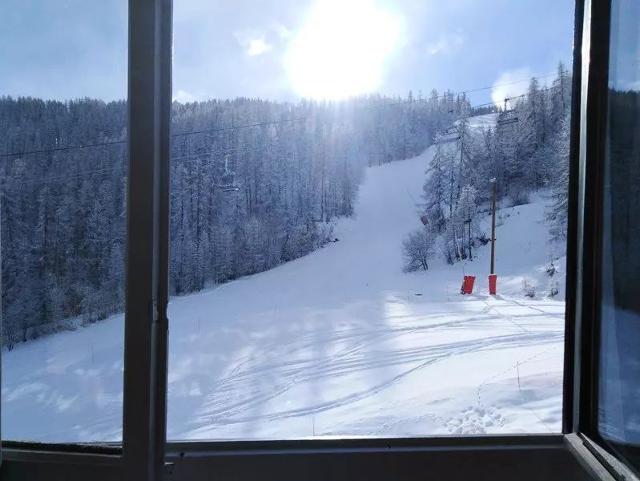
498,97 -> 520,125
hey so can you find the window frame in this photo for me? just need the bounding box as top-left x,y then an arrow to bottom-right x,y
2,0 -> 635,480
571,0 -> 640,477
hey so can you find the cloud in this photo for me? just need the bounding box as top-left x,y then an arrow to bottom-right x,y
272,23 -> 291,40
234,31 -> 273,57
491,67 -> 533,107
247,38 -> 272,56
427,33 -> 464,56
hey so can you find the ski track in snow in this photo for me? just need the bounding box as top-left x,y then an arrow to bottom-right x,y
2,115 -> 565,442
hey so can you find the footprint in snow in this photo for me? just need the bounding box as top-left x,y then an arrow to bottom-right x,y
445,406 -> 506,435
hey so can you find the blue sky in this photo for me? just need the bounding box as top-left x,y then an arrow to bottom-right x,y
0,0 -> 575,105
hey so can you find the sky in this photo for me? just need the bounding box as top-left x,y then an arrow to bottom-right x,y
0,0 -> 576,106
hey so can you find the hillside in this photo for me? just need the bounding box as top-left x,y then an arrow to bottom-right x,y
3,138 -> 565,442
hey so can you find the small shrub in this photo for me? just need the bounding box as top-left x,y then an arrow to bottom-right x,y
316,220 -> 335,247
402,228 -> 435,272
522,278 -> 536,298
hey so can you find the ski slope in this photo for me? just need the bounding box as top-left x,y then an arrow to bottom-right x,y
2,132 -> 566,442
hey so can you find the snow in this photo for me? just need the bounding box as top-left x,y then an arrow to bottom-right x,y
2,128 -> 566,443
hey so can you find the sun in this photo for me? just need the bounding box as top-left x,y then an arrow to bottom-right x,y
285,0 -> 404,100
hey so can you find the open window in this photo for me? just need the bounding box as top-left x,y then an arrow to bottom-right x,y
167,0 -> 574,444
1,1 -> 640,481
570,0 -> 640,478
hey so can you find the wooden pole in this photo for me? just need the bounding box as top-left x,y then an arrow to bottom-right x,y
490,179 -> 497,274
468,218 -> 473,260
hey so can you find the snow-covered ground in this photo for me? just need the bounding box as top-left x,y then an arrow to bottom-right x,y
2,134 -> 566,442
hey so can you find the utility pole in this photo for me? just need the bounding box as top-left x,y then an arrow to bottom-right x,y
458,117 -> 466,179
466,218 -> 472,260
490,178 -> 497,274
459,122 -> 464,167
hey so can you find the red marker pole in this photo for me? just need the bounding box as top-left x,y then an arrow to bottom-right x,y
488,274 -> 497,295
462,275 -> 476,295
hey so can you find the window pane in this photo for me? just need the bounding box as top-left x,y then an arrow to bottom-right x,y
598,0 -> 640,471
1,0 -> 127,442
168,1 -> 574,440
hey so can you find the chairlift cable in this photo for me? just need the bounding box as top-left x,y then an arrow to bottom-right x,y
1,79 -> 557,159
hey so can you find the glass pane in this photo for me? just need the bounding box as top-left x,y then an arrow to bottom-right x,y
0,1 -> 128,442
598,0 -> 640,471
169,0 -> 574,440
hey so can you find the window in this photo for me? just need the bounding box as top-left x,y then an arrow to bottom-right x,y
0,0 -> 128,443
597,0 -> 640,472
167,0 -> 575,442
3,1 -> 640,481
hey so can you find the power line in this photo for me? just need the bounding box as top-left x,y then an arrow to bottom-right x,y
1,132 -> 300,189
458,72 -> 556,97
3,166 -> 119,188
463,86 -> 554,113
171,117 -> 306,139
433,86 -> 555,139
1,72 -> 561,160
0,117 -> 307,160
0,83 -> 559,189
0,139 -> 127,159
376,71 -> 557,109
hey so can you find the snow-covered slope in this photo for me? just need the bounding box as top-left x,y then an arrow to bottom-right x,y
2,138 -> 565,442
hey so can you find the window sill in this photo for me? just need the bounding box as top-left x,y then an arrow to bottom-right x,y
2,434 -> 599,481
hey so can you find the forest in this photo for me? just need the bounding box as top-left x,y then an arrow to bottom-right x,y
403,63 -> 572,271
0,63 -> 575,346
0,88 -> 472,345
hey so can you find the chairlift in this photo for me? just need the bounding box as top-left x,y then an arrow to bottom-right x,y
441,127 -> 458,135
497,97 -> 520,126
437,135 -> 461,145
217,160 -> 240,192
214,183 -> 241,192
497,116 -> 520,126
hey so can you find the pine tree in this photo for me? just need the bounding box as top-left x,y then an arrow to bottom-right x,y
547,113 -> 571,241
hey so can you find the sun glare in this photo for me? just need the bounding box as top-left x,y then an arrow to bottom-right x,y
285,0 -> 403,100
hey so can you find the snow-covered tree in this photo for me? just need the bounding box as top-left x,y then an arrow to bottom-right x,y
0,91 -> 469,345
547,113 -> 571,240
417,69 -> 572,266
402,228 -> 436,272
